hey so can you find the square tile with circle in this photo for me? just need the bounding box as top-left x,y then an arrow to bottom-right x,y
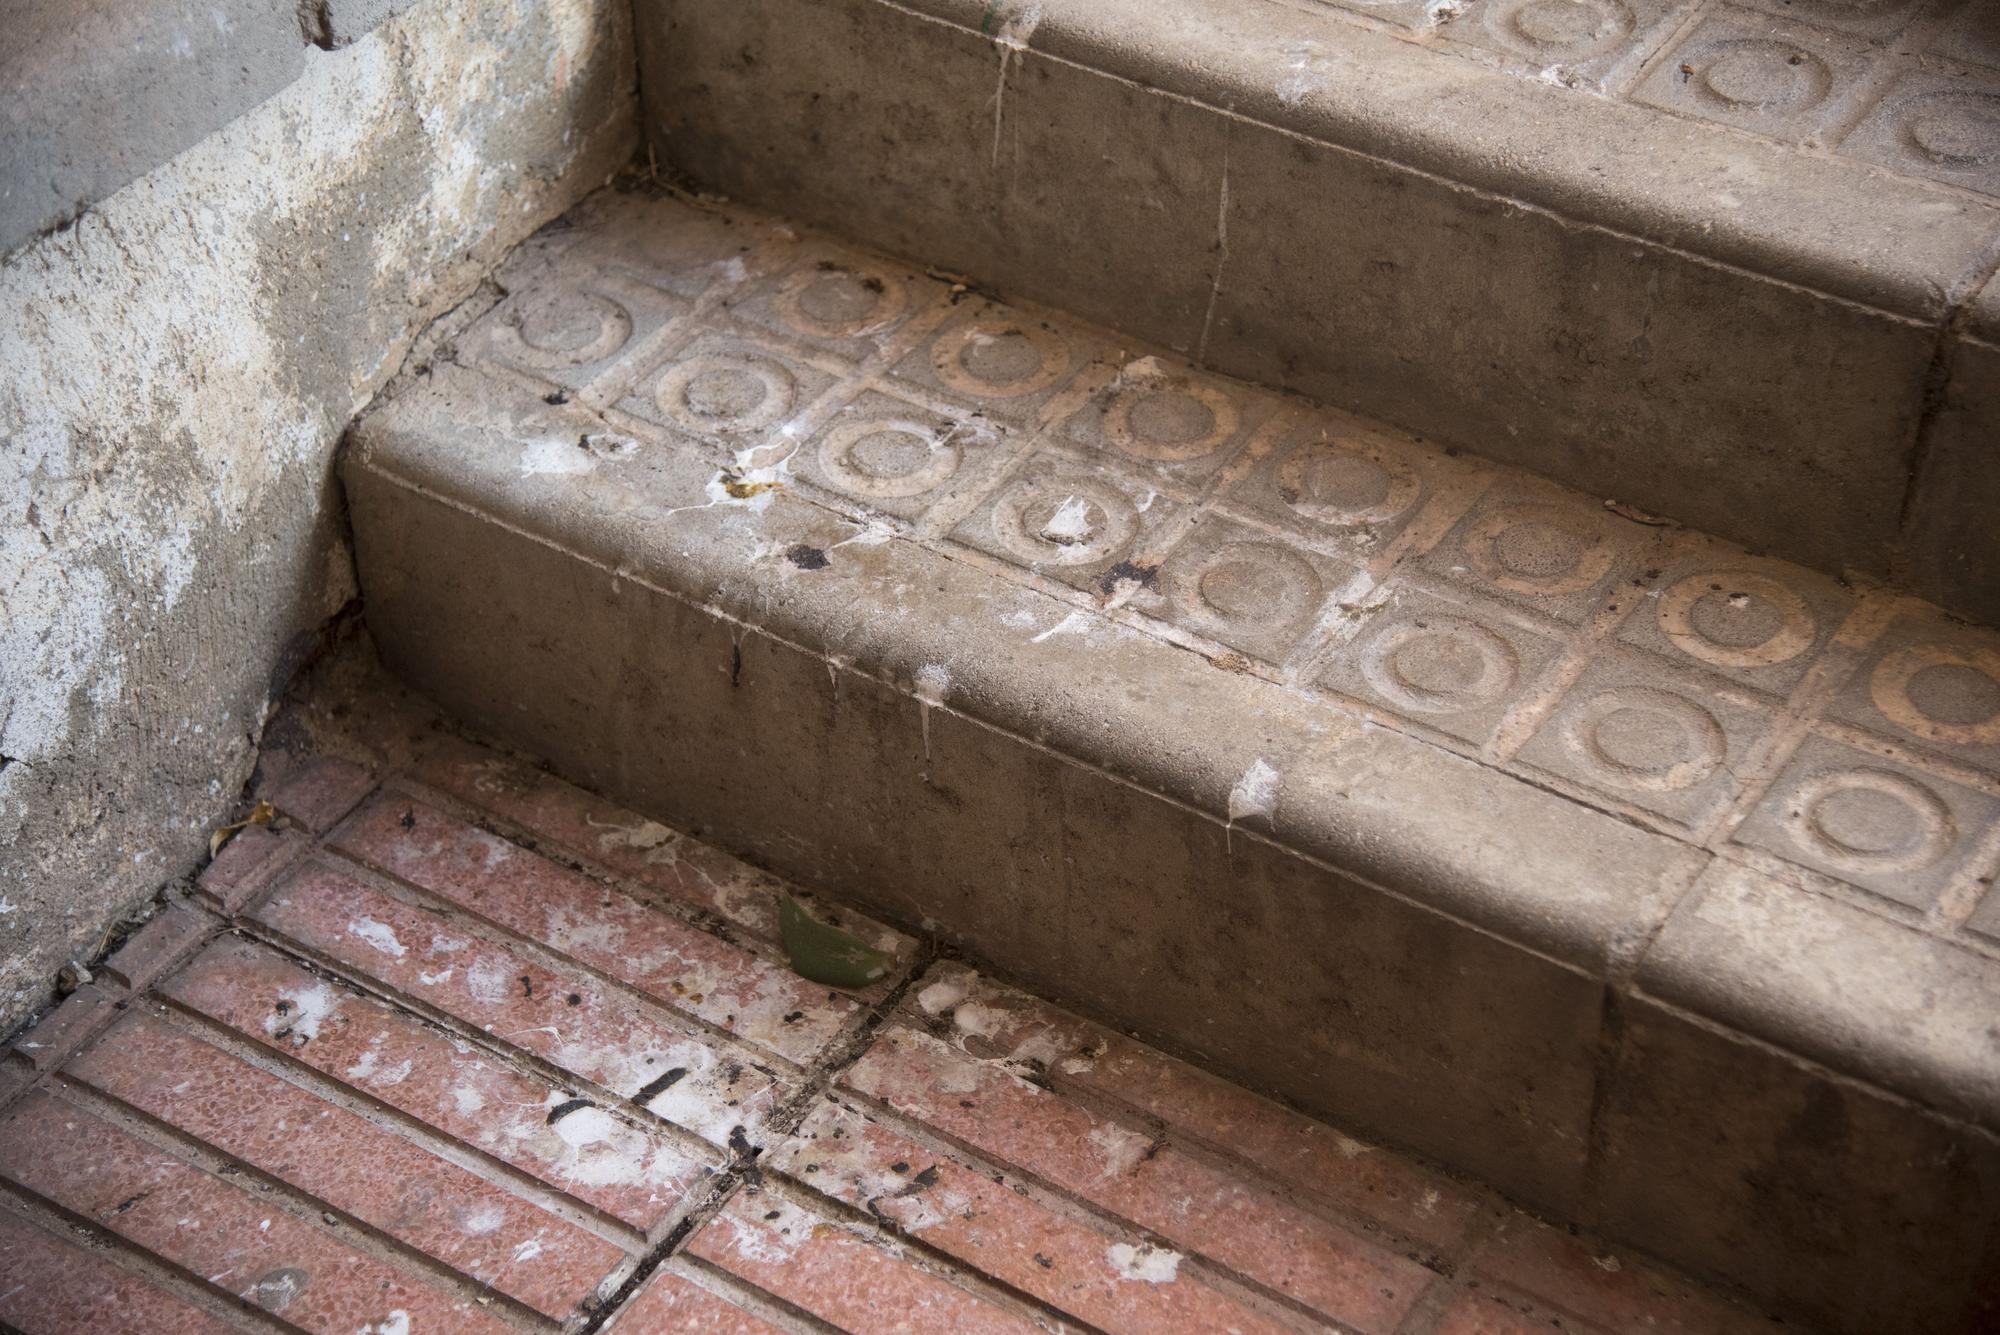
1313,576 -> 1570,748
1836,63 -> 2000,196
1444,0 -> 1693,87
459,274 -> 691,394
1632,10 -> 1880,145
949,452 -> 1183,592
1730,733 -> 2000,910
1052,355 -> 1281,496
1822,610 -> 2000,776
1219,405 -> 1473,567
1615,542 -> 1854,698
1126,516 -> 1362,667
791,389 -> 1025,525
1514,651 -> 1779,831
722,246 -> 942,366
1416,480 -> 1642,628
887,297 -> 1107,426
613,330 -> 841,459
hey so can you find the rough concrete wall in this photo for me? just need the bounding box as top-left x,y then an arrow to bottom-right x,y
0,0 -> 636,1031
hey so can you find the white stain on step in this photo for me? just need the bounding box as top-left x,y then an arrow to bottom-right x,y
1087,1122 -> 1153,1181
1228,758 -> 1280,824
347,917 -> 407,958
1107,1242 -> 1181,1283
265,982 -> 339,1043
914,662 -> 950,760
916,976 -> 970,1016
988,3 -> 1044,169
517,435 -> 597,477
1030,609 -> 1095,644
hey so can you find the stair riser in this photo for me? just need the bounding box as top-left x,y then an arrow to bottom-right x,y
636,0 -> 2000,620
346,449 -> 2000,1335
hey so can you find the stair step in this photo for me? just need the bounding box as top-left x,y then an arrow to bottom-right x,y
635,0 -> 2000,625
343,184 -> 2000,1335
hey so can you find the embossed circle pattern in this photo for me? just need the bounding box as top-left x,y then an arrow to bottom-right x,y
1698,41 -> 1831,113
1360,617 -> 1519,714
930,319 -> 1071,399
1460,503 -> 1616,596
493,291 -> 632,368
1870,643 -> 2000,747
991,479 -> 1137,566
1274,437 -> 1421,528
1101,379 -> 1240,462
818,419 -> 962,499
1493,0 -> 1634,59
775,263 -> 909,338
1560,687 -> 1726,792
655,354 -> 798,436
1787,767 -> 1956,876
1655,571 -> 1816,669
1168,542 -> 1323,633
1902,92 -> 2000,169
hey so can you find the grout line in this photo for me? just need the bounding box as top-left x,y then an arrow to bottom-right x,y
572,945 -> 941,1333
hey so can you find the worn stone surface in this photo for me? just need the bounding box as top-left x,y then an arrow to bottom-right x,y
0,711 -> 1796,1333
637,0 -> 2000,615
1906,276 -> 2000,626
344,186 -> 2000,1332
0,0 -> 636,1038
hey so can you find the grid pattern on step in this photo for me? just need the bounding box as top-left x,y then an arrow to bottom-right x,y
1282,0 -> 2000,198
447,190 -> 2000,952
0,746 -> 1801,1335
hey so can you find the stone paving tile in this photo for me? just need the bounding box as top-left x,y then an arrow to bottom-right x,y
772,1098 -> 1300,1334
69,1012 -> 626,1318
252,861 -> 786,1143
686,1188 -> 1047,1334
161,938 -> 717,1232
606,1265 -> 791,1333
0,1091 -> 513,1335
0,731 -> 1815,1333
0,1206 -> 237,1335
842,1023 -> 1430,1332
328,792 -> 872,1066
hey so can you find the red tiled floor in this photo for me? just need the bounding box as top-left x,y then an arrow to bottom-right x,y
0,728 -> 1803,1333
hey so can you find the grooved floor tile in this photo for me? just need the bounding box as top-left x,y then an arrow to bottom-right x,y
0,1093 -> 513,1335
774,1099 -> 1301,1335
843,1024 -> 1429,1332
0,1207 -> 235,1335
253,861 -> 785,1143
328,793 -> 870,1065
68,1013 -> 622,1319
607,1266 -> 791,1333
161,939 -> 715,1231
687,1188 -> 1045,1334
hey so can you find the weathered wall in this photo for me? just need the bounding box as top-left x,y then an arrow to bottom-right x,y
0,0 -> 636,1030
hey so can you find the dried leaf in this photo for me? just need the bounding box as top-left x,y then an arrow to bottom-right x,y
209,799 -> 277,858
1602,498 -> 1673,527
779,895 -> 891,989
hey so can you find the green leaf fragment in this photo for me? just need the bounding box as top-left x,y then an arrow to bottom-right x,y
779,895 -> 892,988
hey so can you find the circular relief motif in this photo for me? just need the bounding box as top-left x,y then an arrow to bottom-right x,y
1902,92 -> 2000,170
991,479 -> 1137,567
930,319 -> 1072,399
1274,437 -> 1421,528
1869,642 -> 2000,747
1493,0 -> 1634,59
1788,767 -> 1955,876
1655,570 -> 1816,670
654,353 -> 798,436
1360,617 -> 1520,715
1560,687 -> 1725,793
1168,541 -> 1324,633
1101,378 -> 1240,462
491,290 -> 632,369
1697,40 -> 1831,114
818,419 -> 962,499
775,262 -> 909,339
1459,502 -> 1616,597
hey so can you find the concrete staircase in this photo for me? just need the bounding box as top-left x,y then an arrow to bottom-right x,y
344,170 -> 2000,1335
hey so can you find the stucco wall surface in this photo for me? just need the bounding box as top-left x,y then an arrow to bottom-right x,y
0,0 -> 636,1031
